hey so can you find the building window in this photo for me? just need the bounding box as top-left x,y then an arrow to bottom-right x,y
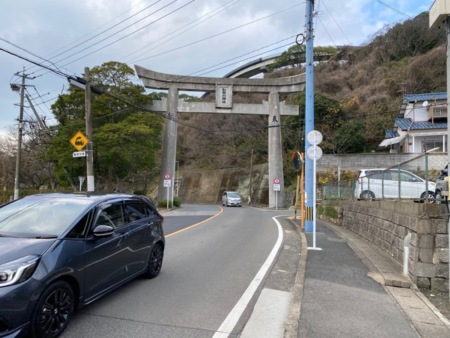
422,140 -> 443,152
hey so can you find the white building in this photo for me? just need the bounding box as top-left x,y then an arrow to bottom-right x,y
379,92 -> 447,153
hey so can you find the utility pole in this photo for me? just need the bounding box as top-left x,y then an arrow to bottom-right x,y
85,67 -> 95,192
304,0 -> 315,232
68,69 -> 100,192
11,70 -> 34,200
25,94 -> 46,129
13,72 -> 26,200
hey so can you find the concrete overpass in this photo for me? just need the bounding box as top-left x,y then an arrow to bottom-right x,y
223,49 -> 337,79
224,55 -> 282,78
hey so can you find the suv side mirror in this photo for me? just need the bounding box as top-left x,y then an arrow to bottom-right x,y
93,225 -> 114,237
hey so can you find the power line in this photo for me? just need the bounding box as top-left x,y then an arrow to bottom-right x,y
0,38 -> 68,78
20,0 -> 202,83
320,0 -> 352,45
40,0 -> 154,62
123,0 -> 241,63
43,0 -> 164,64
316,16 -> 338,48
133,2 -> 303,63
51,1 -> 180,68
374,0 -> 412,19
58,1 -> 195,70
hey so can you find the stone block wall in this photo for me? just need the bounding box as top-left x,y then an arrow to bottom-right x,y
319,200 -> 449,291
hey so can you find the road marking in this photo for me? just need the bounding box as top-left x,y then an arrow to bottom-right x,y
212,216 -> 284,338
240,288 -> 292,338
165,207 -> 224,238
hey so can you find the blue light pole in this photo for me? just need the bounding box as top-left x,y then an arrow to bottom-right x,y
304,0 -> 315,232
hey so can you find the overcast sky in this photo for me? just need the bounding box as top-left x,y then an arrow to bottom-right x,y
0,0 -> 434,136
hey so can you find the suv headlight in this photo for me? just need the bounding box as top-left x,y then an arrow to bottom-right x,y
0,255 -> 40,287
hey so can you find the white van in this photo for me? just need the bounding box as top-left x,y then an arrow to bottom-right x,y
354,168 -> 436,201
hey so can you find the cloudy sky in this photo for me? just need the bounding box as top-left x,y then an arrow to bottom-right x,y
0,0 -> 434,135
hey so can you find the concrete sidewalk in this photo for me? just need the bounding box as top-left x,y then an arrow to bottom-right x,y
291,219 -> 450,337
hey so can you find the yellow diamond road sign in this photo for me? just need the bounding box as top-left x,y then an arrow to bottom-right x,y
70,131 -> 89,151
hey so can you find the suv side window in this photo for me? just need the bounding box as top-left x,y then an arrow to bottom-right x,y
95,202 -> 125,229
124,199 -> 158,222
66,211 -> 93,239
124,201 -> 147,222
145,201 -> 158,216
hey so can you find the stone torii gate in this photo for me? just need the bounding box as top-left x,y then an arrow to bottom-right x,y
135,66 -> 305,208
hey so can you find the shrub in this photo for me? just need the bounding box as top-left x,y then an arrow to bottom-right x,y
157,197 -> 181,208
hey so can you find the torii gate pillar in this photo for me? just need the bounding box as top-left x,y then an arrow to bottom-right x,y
159,84 -> 178,202
135,66 -> 305,208
268,92 -> 284,208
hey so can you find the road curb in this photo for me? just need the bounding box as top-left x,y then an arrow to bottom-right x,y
284,218 -> 307,338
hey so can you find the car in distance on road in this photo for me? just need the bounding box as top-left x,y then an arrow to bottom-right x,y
354,168 -> 436,201
0,193 -> 165,338
222,191 -> 242,207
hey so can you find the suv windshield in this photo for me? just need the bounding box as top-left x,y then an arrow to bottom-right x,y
0,197 -> 92,237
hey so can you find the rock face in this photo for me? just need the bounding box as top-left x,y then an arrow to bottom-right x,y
177,163 -> 271,206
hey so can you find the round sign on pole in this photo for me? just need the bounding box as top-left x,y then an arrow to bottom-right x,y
273,177 -> 280,184
307,145 -> 323,160
164,173 -> 171,180
307,130 -> 323,145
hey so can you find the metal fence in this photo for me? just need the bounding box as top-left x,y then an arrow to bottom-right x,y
320,152 -> 447,203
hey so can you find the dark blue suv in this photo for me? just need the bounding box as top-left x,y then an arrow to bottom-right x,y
0,193 -> 165,338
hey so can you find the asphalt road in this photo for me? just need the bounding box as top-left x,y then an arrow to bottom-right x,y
60,205 -> 282,338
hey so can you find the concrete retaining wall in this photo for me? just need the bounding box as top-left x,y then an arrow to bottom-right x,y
319,200 -> 449,291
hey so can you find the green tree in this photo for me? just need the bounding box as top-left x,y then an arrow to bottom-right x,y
283,91 -> 369,156
47,61 -> 163,191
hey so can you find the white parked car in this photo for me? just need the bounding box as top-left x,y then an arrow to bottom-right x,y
222,191 -> 242,207
354,168 -> 436,201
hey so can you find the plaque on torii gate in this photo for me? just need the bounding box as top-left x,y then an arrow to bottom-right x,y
135,66 -> 305,208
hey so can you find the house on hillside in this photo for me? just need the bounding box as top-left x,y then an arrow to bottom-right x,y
379,92 -> 447,153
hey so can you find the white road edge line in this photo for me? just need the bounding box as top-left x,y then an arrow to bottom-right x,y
212,216 -> 284,338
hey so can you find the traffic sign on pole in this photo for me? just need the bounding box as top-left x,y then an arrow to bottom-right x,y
163,172 -> 171,187
307,130 -> 323,145
273,177 -> 281,192
70,131 -> 89,151
72,151 -> 86,158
